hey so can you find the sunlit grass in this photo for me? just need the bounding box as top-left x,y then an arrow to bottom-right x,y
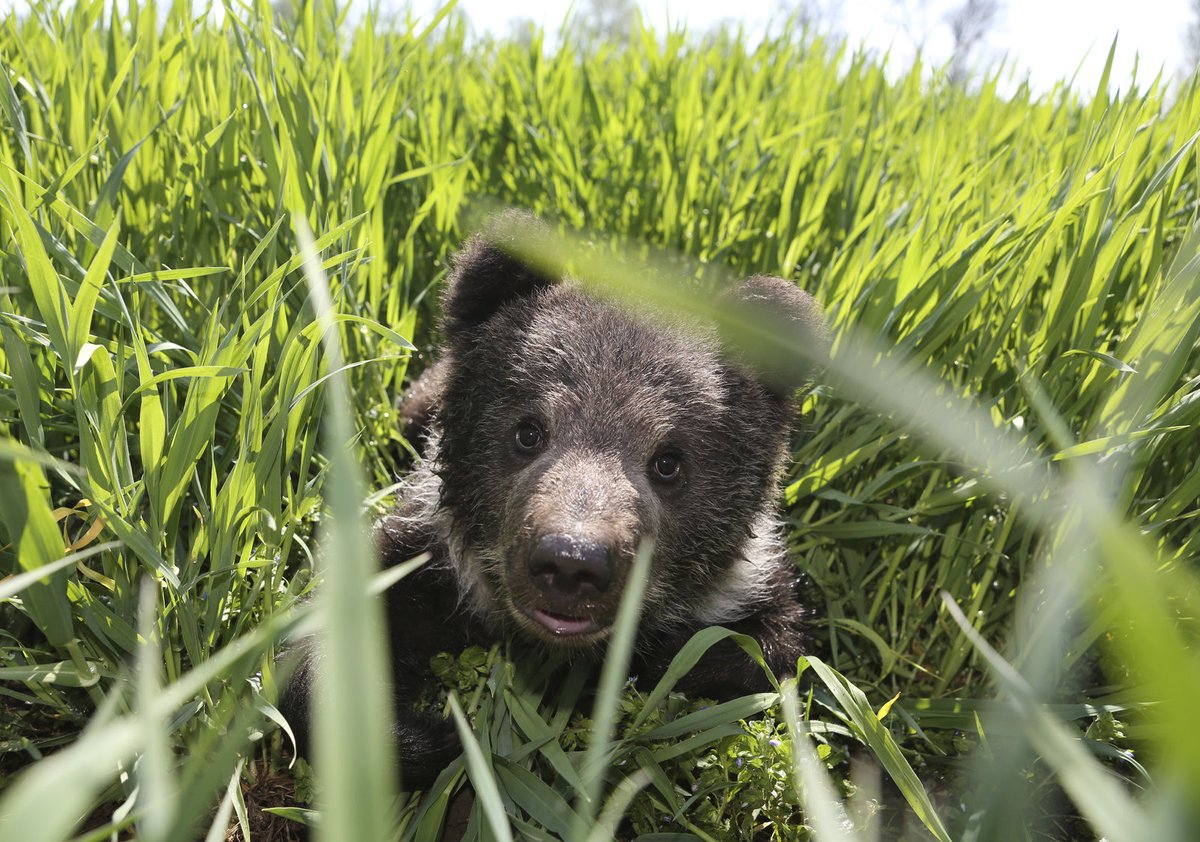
1,0 -> 1198,839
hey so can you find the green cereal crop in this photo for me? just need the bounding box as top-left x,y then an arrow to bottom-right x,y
1,2 -> 1198,838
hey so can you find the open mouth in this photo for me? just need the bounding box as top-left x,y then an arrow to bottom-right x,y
518,605 -> 607,637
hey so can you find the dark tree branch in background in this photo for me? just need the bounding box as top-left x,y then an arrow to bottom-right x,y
1188,0 -> 1200,67
774,0 -> 837,31
577,0 -> 638,45
508,17 -> 538,49
946,0 -> 1000,82
889,0 -> 1001,84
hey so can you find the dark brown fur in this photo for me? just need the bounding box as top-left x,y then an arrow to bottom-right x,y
279,216 -> 825,789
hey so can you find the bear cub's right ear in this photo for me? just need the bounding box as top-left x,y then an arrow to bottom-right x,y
720,275 -> 829,399
442,211 -> 560,336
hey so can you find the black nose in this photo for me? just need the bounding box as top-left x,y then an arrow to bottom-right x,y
527,534 -> 613,600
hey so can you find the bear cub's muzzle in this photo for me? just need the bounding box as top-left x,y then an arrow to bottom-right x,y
527,533 -> 614,600
517,532 -> 622,638
506,448 -> 643,642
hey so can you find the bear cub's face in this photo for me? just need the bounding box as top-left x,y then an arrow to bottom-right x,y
430,224 -> 823,649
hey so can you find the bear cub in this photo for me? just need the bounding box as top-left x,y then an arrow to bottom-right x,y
279,218 -> 825,788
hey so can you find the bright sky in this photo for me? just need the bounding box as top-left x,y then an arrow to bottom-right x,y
413,0 -> 1196,94
0,0 -> 1191,92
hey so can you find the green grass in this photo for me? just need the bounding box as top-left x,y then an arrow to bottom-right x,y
1,0 -> 1199,839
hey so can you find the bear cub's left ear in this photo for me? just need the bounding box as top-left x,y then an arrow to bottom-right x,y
442,211 -> 560,336
721,275 -> 828,399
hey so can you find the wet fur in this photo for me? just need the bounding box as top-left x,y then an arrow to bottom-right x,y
279,217 -> 824,789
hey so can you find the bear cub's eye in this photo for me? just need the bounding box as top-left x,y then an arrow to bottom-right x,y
514,420 -> 545,453
650,451 -> 683,482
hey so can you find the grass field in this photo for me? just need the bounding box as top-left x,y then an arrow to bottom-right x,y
1,0 -> 1199,839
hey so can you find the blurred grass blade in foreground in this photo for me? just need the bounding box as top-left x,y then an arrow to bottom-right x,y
295,215 -> 398,841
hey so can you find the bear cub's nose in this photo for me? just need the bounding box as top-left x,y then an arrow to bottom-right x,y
527,534 -> 613,601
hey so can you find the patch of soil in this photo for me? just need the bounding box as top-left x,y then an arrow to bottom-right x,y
226,759 -> 308,842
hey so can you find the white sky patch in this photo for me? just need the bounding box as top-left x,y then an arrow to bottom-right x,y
0,0 -> 1192,94
413,0 -> 1196,94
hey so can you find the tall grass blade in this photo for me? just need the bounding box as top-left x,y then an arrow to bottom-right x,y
295,216 -> 398,841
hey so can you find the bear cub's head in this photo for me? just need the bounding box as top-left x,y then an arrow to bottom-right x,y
427,218 -> 824,650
